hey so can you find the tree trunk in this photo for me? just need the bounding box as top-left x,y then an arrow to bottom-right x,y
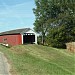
42,33 -> 45,45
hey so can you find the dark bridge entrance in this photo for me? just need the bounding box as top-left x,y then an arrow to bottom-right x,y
23,33 -> 35,44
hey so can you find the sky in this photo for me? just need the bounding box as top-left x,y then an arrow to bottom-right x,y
0,0 -> 35,32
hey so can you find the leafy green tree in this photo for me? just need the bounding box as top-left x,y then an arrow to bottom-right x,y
33,0 -> 55,45
33,0 -> 75,48
47,0 -> 75,48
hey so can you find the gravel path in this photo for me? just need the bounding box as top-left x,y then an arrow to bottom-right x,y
0,52 -> 11,75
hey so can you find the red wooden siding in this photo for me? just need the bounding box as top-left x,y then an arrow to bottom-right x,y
0,34 -> 22,46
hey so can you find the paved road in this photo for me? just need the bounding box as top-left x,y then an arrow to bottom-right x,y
0,52 -> 10,75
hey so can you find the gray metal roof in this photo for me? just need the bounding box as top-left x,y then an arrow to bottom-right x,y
0,28 -> 31,35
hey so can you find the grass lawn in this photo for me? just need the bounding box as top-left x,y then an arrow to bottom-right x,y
0,44 -> 75,75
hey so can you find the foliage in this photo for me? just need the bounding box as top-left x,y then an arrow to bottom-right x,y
33,0 -> 75,48
33,0 -> 54,45
37,36 -> 42,44
47,0 -> 75,48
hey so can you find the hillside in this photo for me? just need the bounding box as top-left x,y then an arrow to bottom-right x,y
0,44 -> 75,75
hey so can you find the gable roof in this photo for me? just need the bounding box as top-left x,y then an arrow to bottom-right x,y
0,28 -> 31,35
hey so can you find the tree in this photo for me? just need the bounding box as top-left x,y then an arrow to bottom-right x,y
33,0 -> 75,48
33,0 -> 54,45
47,0 -> 75,48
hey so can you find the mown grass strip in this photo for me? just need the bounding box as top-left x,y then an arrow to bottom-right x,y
0,45 -> 75,75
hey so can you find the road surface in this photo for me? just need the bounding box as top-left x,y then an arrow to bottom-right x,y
0,52 -> 10,75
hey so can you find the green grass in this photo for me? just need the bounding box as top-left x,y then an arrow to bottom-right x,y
0,44 -> 75,75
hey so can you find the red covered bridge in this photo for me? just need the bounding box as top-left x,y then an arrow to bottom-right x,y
0,28 -> 37,46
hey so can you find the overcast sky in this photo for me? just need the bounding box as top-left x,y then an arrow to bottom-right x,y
0,0 -> 35,32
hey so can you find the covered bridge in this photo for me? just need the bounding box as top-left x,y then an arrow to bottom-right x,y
0,28 -> 37,46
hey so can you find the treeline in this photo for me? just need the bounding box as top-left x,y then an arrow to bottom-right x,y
33,0 -> 75,48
